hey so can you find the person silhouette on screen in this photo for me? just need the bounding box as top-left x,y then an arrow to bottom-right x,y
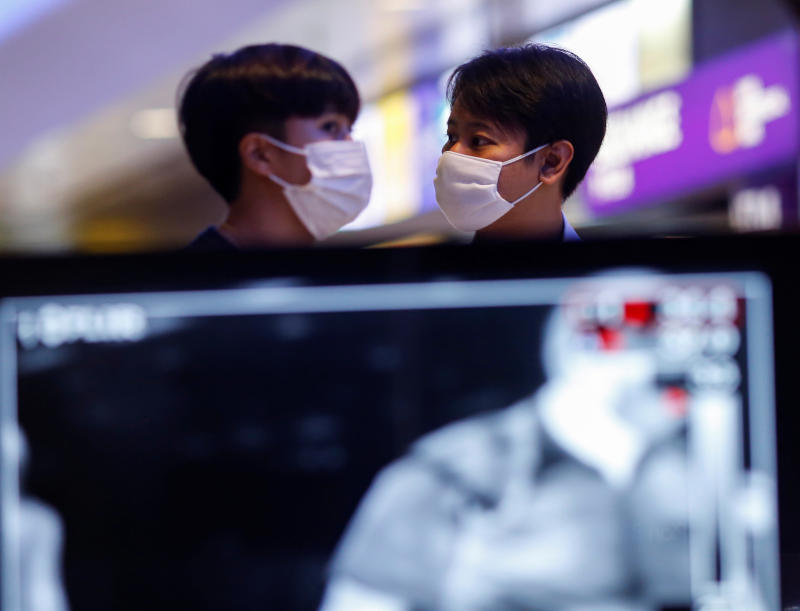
4,427 -> 69,611
432,44 -> 607,243
320,277 -> 772,611
178,44 -> 372,250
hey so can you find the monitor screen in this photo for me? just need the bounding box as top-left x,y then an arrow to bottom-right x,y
0,248 -> 781,611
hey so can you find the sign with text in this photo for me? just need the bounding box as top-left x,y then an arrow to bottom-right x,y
583,31 -> 799,217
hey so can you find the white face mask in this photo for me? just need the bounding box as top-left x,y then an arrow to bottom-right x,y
433,144 -> 547,232
263,134 -> 372,240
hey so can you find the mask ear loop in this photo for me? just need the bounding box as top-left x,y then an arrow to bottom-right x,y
260,132 -> 307,156
267,172 -> 296,189
499,142 -> 548,167
508,181 -> 543,206
259,133 -> 310,188
502,143 -> 548,206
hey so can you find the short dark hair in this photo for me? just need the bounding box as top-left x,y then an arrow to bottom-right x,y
447,44 -> 607,200
178,44 -> 360,203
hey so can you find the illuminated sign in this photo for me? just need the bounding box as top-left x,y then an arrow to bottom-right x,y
708,75 -> 791,155
17,303 -> 147,348
583,31 -> 799,216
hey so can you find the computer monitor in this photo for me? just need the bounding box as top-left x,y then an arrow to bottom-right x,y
0,240 -> 783,611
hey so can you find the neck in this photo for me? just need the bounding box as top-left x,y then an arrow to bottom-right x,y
475,186 -> 564,241
219,182 -> 313,249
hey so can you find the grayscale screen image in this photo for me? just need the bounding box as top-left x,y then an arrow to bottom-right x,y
0,272 -> 778,611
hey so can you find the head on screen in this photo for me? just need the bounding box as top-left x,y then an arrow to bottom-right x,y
538,272 -> 701,485
436,44 -> 607,237
542,271 -> 742,391
178,43 -> 361,205
543,273 -> 666,380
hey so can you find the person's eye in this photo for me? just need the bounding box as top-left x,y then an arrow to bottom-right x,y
322,120 -> 345,136
443,132 -> 457,149
470,135 -> 492,147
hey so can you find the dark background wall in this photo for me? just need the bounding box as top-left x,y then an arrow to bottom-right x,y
693,0 -> 799,62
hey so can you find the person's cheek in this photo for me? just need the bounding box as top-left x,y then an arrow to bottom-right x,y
497,166 -> 520,202
292,156 -> 312,185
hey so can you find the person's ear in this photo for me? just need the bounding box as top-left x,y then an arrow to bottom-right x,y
540,140 -> 574,186
238,133 -> 274,177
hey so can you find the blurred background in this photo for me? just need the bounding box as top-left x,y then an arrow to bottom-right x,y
0,0 -> 798,252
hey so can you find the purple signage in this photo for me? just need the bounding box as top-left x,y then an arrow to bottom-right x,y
582,30 -> 800,217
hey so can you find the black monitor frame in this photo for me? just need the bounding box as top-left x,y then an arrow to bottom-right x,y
0,234 -> 797,610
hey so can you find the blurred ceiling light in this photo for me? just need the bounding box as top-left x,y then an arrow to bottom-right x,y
634,0 -> 692,90
379,0 -> 426,12
534,0 -> 640,107
129,108 -> 178,140
0,0 -> 67,42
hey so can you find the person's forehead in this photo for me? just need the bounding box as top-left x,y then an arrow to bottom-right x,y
448,102 -> 523,138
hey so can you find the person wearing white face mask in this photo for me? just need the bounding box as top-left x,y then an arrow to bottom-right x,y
179,44 -> 372,250
434,44 -> 607,242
